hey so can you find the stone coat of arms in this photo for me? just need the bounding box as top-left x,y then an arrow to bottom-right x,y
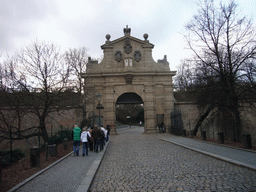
134,50 -> 141,62
124,38 -> 132,54
115,51 -> 122,62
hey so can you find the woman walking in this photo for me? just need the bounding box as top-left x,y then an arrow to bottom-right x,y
80,127 -> 91,156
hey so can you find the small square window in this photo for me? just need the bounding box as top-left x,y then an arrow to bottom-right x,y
129,59 -> 133,66
125,58 -> 133,67
125,59 -> 129,66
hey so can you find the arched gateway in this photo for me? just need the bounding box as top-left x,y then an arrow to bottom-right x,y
81,26 -> 176,134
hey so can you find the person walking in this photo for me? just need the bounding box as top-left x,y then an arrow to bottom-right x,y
91,125 -> 102,153
88,127 -> 94,151
72,125 -> 81,156
106,125 -> 110,142
100,126 -> 107,150
80,127 -> 91,157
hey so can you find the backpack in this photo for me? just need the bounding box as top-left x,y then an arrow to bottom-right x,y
87,132 -> 90,141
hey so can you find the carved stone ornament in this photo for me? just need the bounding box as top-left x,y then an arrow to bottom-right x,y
115,51 -> 122,62
125,74 -> 133,84
134,50 -> 141,62
123,25 -> 131,36
124,38 -> 132,54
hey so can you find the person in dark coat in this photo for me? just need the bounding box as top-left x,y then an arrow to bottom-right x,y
106,125 -> 110,142
88,127 -> 94,151
91,125 -> 102,152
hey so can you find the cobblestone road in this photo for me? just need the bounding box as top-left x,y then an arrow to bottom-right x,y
90,127 -> 256,192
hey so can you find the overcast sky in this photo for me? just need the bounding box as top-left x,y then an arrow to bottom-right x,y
1,0 -> 255,70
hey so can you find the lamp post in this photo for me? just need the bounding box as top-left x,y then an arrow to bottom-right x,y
96,93 -> 104,127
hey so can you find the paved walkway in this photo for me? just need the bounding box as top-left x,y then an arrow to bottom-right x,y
9,142 -> 109,192
159,134 -> 256,171
90,127 -> 256,191
8,126 -> 256,192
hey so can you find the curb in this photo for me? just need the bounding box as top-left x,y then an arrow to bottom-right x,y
182,136 -> 256,153
7,150 -> 74,192
75,141 -> 109,192
161,138 -> 256,172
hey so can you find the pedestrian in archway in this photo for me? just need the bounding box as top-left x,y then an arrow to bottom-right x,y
161,122 -> 165,133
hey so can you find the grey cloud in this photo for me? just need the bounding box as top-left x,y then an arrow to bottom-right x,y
0,0 -> 57,53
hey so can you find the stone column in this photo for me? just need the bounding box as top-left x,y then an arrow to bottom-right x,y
155,84 -> 165,114
103,45 -> 113,69
165,84 -> 175,132
104,85 -> 117,134
144,85 -> 156,133
84,85 -> 95,127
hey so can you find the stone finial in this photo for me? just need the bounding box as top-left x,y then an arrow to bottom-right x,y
106,34 -> 111,41
124,25 -> 131,36
105,34 -> 111,43
143,33 -> 148,40
143,33 -> 149,42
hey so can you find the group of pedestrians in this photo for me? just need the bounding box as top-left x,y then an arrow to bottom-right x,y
72,124 -> 110,157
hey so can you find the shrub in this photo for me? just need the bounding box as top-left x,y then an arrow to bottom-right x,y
12,149 -> 25,160
48,129 -> 72,145
57,129 -> 72,141
48,135 -> 63,145
0,149 -> 25,168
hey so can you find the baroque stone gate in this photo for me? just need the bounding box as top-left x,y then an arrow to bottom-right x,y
82,26 -> 176,134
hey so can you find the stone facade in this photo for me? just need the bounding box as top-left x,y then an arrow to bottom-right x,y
81,26 -> 176,134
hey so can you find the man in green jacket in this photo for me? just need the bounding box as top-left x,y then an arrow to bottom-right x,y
72,125 -> 81,156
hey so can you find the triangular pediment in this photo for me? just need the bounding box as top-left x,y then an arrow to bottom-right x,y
101,35 -> 154,49
86,27 -> 171,73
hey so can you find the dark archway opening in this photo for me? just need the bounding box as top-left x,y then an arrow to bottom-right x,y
116,92 -> 143,104
116,92 -> 144,127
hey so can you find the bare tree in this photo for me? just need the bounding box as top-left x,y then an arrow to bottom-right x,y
0,42 -> 74,143
64,47 -> 88,94
0,56 -> 33,142
64,47 -> 97,127
174,60 -> 194,91
183,0 -> 256,141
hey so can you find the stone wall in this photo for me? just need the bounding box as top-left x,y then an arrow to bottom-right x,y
240,104 -> 256,146
0,107 -> 83,156
174,102 -> 200,134
174,102 -> 256,146
0,107 -> 83,143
